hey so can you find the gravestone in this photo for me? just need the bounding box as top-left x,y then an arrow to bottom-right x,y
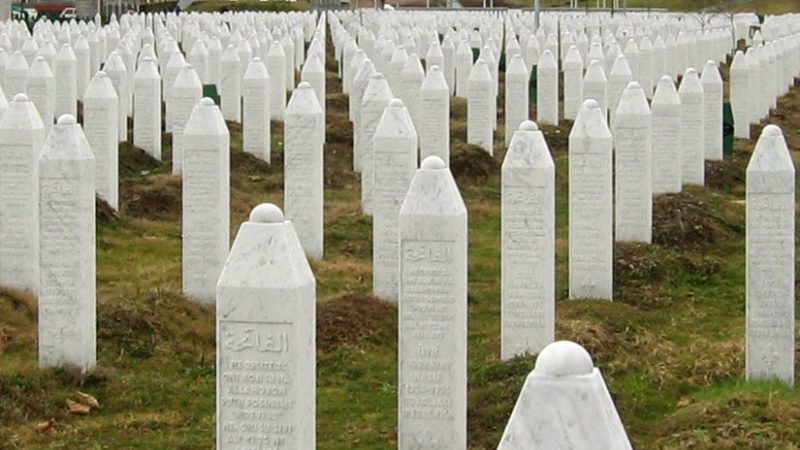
504,55 -> 529,147
133,56 -> 161,160
347,50 -> 366,112
419,65 -> 450,164
746,124 -> 795,386
182,98 -> 230,304
104,52 -> 129,143
284,82 -> 324,260
0,93 -> 45,293
467,58 -> 493,154
613,82 -> 652,243
27,56 -> 55,136
38,114 -> 96,373
243,57 -> 271,163
83,72 -> 119,210
301,52 -> 325,117
730,51 -> 750,139
164,51 -> 186,133
639,36 -> 654,98
75,36 -> 91,101
501,121 -> 554,360
536,49 -> 558,126
216,203 -> 316,450
455,41 -> 472,98
171,64 -> 203,175
267,41 -> 287,121
189,40 -> 210,84
569,99 -> 612,300
563,46 -> 583,121
373,99 -> 417,302
607,54 -> 632,125
398,155 -> 467,450
700,60 -> 723,161
351,60 -> 376,173
220,45 -> 242,123
400,54 -> 424,128
651,75 -> 682,195
583,59 -> 608,115
359,73 -> 393,216
54,44 -> 77,118
678,68 -> 705,186
497,341 -> 633,450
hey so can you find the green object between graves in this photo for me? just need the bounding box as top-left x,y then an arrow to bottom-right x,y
202,85 -> 220,106
723,102 -> 734,157
529,66 -> 537,103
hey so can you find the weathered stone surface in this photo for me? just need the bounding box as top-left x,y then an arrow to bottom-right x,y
467,58 -> 493,154
651,75 -> 682,195
678,67 -> 705,186
133,56 -> 161,160
243,57 -> 271,163
419,65 -> 450,164
171,64 -> 203,175
504,54 -> 529,147
84,71 -> 119,210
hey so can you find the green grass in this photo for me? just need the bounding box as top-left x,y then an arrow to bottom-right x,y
3,31 -> 800,450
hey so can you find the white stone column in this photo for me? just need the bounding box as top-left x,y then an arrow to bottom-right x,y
104,52 -> 129,143
455,41 -> 472,98
701,60 -> 723,161
613,82 -> 652,244
608,54 -> 632,126
182,98 -> 230,304
301,52 -> 326,136
171,64 -> 202,175
651,75 -> 682,195
4,51 -> 28,99
267,41 -> 287,121
730,50 -> 750,139
678,67 -> 705,186
420,65 -> 450,164
55,44 -> 77,119
164,51 -> 186,134
38,114 -> 96,373
84,72 -> 119,211
352,59 -> 375,174
569,99 -> 612,300
0,93 -> 44,293
400,54 -> 424,129
746,125 -> 795,386
220,45 -> 242,123
536,49 -> 558,126
360,72 -> 393,216
133,56 -> 161,160
563,46 -> 584,121
583,59 -> 608,116
498,341 -> 633,449
373,99 -> 417,301
468,58 -> 494,154
398,155 -> 467,450
27,56 -> 56,137
504,54 -> 529,147
75,37 -> 91,102
188,40 -> 210,85
639,36 -> 654,99
243,57 -> 271,163
216,203 -> 316,450
501,121 -> 554,360
284,82 -> 324,260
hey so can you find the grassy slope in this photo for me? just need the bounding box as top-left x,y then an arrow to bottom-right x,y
3,27 -> 800,450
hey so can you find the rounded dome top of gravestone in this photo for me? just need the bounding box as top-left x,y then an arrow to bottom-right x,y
249,203 -> 284,223
57,114 -> 77,125
533,340 -> 594,376
389,98 -> 404,108
519,120 -> 538,132
12,93 -> 29,102
761,124 -> 783,138
421,155 -> 446,170
200,97 -> 215,107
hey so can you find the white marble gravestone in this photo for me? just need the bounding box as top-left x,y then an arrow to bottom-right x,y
639,36 -> 654,99
243,57 -> 271,163
27,56 -> 55,136
569,99 -> 612,300
678,67 -> 705,186
373,99 -> 417,302
4,51 -> 28,98
501,121 -> 554,360
267,41 -> 287,121
730,50 -> 751,139
0,93 -> 44,293
504,55 -> 529,147
216,203 -> 316,450
75,36 -> 91,101
398,155 -> 467,450
182,98 -> 230,304
746,124 -> 795,386
536,49 -> 558,126
607,54 -> 632,125
359,72 -> 393,216
400,54 -> 424,128
497,341 -> 633,450
455,40 -> 472,98
164,50 -> 186,133
104,51 -> 129,143
284,82 -> 324,260
614,82 -> 652,243
83,71 -> 119,210
220,45 -> 242,123
700,60 -> 723,161
467,58 -> 493,154
171,64 -> 203,175
38,114 -> 96,373
563,46 -> 584,121
351,59 -> 375,172
651,75 -> 682,195
133,56 -> 161,160
583,59 -> 608,116
54,44 -> 77,118
188,40 -> 210,84
419,65 -> 450,164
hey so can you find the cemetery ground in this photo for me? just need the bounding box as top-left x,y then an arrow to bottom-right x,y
3,37 -> 800,450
